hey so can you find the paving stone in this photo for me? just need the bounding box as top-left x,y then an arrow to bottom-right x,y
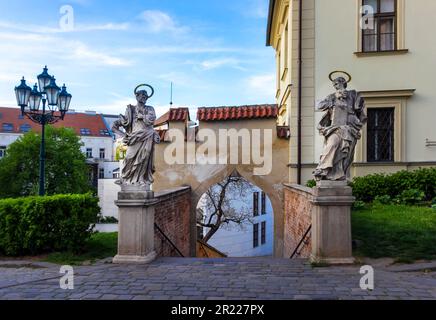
1,258 -> 435,300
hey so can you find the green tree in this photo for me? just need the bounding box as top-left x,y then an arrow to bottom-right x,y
0,126 -> 93,198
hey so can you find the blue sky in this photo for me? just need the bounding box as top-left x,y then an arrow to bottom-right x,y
0,0 -> 275,118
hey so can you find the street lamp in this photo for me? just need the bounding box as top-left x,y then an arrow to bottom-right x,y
14,66 -> 72,196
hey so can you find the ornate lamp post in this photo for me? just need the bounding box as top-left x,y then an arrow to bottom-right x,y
14,66 -> 72,196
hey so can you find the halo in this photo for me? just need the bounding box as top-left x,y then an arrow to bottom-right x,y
328,71 -> 352,83
134,84 -> 154,98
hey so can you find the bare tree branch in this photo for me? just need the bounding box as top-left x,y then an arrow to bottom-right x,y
197,175 -> 257,243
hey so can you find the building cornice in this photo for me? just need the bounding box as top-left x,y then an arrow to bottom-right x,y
266,0 -> 276,46
359,89 -> 416,99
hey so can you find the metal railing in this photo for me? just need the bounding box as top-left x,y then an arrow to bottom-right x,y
290,224 -> 312,259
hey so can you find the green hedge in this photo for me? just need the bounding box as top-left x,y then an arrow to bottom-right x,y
350,168 -> 436,203
0,194 -> 100,256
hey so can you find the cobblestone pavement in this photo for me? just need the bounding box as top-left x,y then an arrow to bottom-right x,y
0,258 -> 435,300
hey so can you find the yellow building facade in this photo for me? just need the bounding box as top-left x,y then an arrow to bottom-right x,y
267,0 -> 436,184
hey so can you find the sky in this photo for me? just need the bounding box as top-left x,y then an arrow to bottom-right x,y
0,0 -> 275,118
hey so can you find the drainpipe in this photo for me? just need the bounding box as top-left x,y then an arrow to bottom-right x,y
297,0 -> 303,185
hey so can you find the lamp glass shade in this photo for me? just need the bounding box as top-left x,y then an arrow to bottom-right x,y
45,77 -> 61,106
37,66 -> 52,93
28,84 -> 42,112
58,84 -> 72,112
14,78 -> 32,107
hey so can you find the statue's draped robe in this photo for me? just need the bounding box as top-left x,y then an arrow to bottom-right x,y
315,90 -> 367,181
118,105 -> 157,185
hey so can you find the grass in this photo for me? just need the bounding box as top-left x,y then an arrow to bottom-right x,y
44,232 -> 118,265
352,203 -> 436,262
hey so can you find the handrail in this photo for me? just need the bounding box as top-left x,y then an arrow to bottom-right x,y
154,223 -> 184,257
290,224 -> 312,259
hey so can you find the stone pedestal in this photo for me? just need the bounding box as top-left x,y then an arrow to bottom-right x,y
310,181 -> 355,264
113,191 -> 158,264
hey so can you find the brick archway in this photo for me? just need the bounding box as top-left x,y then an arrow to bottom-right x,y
154,162 -> 286,258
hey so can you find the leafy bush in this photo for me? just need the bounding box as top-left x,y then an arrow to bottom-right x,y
350,168 -> 436,203
0,194 -> 100,256
97,216 -> 119,224
374,195 -> 392,205
306,179 -> 316,188
352,200 -> 366,210
395,189 -> 425,205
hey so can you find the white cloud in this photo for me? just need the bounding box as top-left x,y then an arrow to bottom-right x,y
138,10 -> 189,34
0,30 -> 131,68
122,45 -> 241,55
0,99 -> 17,107
0,74 -> 23,83
76,23 -> 130,32
199,58 -> 245,71
68,43 -> 132,67
89,96 -> 136,115
246,0 -> 269,19
0,21 -> 129,34
246,74 -> 276,101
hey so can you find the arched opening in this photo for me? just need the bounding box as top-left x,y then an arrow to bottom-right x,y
195,170 -> 274,258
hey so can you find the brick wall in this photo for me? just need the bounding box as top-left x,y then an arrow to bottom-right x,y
154,186 -> 192,257
283,184 -> 313,258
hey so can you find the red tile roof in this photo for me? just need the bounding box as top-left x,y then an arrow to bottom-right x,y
155,108 -> 190,126
0,107 -> 111,137
197,104 -> 278,122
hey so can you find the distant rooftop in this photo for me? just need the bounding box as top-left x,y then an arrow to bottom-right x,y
0,107 -> 112,138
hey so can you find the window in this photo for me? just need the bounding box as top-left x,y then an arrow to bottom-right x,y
20,124 -> 31,133
99,148 -> 105,159
261,221 -> 266,245
253,192 -> 259,216
2,123 -> 13,132
253,223 -> 259,248
99,168 -> 105,179
100,129 -> 110,136
354,90 -> 413,163
362,0 -> 397,52
86,148 -> 93,159
261,192 -> 266,215
367,108 -> 395,162
80,128 -> 91,136
0,146 -> 6,158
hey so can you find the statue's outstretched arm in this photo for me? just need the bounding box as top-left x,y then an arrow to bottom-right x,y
111,119 -> 126,138
318,95 -> 334,111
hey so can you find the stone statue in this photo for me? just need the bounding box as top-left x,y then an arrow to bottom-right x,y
313,72 -> 367,181
112,84 -> 160,191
